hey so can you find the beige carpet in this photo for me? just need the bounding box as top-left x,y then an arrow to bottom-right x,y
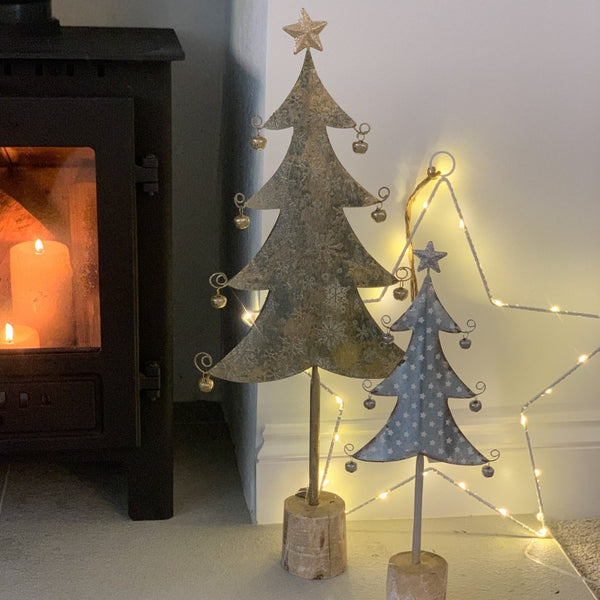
551,519 -> 600,599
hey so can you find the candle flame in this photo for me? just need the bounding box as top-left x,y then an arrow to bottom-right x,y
4,323 -> 14,343
34,239 -> 44,254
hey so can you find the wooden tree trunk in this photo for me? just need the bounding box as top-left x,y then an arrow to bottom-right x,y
281,490 -> 347,579
387,551 -> 448,600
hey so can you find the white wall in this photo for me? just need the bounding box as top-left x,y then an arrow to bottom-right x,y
253,1 -> 600,523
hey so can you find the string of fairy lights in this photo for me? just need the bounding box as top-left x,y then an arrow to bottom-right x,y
217,151 -> 598,539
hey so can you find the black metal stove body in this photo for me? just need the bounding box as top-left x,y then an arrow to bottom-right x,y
0,2 -> 184,520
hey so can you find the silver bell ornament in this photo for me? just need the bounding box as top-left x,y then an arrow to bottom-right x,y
210,291 -> 227,309
194,352 -> 215,394
371,185 -> 390,223
469,398 -> 482,412
393,285 -> 409,301
352,122 -> 370,154
233,193 -> 250,230
393,267 -> 412,301
363,396 -> 376,410
482,464 -> 495,478
460,319 -> 477,349
459,336 -> 472,349
209,272 -> 229,310
380,314 -> 394,345
234,214 -> 250,229
250,135 -> 267,150
352,139 -> 368,154
382,331 -> 394,344
198,375 -> 214,393
345,460 -> 358,473
250,116 -> 267,150
371,206 -> 386,223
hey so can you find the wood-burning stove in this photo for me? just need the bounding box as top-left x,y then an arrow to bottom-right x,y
0,1 -> 184,520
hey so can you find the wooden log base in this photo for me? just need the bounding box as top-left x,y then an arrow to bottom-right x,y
387,551 -> 448,600
281,490 -> 347,579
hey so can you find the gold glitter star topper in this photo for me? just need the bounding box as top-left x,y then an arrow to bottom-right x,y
283,8 -> 327,54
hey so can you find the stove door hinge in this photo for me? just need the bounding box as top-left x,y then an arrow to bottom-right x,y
135,154 -> 159,196
140,361 -> 161,402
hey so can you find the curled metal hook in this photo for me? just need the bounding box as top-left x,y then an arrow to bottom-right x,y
378,186 -> 390,202
353,122 -> 371,137
362,379 -> 374,393
194,352 -> 213,374
474,381 -> 486,395
463,319 -> 477,334
460,318 -> 476,349
488,449 -> 501,463
380,314 -> 392,329
344,443 -> 355,457
233,192 -> 246,210
209,272 -> 229,290
250,115 -> 264,130
394,266 -> 412,282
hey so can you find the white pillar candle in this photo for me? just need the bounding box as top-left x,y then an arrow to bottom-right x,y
10,239 -> 75,347
0,322 -> 40,349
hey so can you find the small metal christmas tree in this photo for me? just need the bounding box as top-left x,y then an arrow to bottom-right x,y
200,9 -> 403,579
352,240 -> 494,599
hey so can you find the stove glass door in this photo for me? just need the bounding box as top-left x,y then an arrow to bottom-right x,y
0,146 -> 101,351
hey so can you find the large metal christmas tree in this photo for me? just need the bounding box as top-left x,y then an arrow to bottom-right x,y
207,10 -> 403,513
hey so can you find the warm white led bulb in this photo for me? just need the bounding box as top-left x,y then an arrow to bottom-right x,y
335,396 -> 344,408
334,434 -> 340,442
534,468 -> 542,478
498,508 -> 508,517
241,311 -> 258,326
492,298 -> 505,307
459,219 -> 465,229
550,305 -> 560,312
536,527 -> 548,537
578,354 -> 589,364
378,492 -> 389,500
458,481 -> 467,490
520,414 -> 528,427
536,512 -> 544,522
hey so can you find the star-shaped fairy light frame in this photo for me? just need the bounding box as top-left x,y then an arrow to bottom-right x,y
283,8 -> 327,54
333,151 -> 598,538
413,240 -> 447,273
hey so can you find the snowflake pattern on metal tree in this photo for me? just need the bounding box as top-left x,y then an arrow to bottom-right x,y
210,48 -> 403,383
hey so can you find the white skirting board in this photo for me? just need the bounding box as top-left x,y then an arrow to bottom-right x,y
255,407 -> 600,524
